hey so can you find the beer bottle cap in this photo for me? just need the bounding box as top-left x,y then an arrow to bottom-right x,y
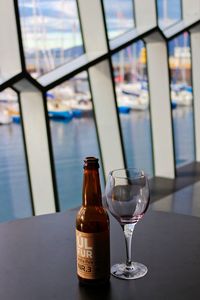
84,157 -> 99,169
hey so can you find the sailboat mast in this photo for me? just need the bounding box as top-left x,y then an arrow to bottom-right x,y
163,0 -> 168,24
32,0 -> 40,75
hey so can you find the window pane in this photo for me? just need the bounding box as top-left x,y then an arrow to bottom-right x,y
0,89 -> 32,222
48,72 -> 103,210
157,0 -> 182,29
103,0 -> 135,40
112,41 -> 154,176
18,0 -> 84,78
169,32 -> 195,166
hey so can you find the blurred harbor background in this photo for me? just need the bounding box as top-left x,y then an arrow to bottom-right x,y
0,0 -> 195,221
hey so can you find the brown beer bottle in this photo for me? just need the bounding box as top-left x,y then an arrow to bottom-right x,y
76,157 -> 110,285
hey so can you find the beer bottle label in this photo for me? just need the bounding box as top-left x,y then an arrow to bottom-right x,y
76,230 -> 110,280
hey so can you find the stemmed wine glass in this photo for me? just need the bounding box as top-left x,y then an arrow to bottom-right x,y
105,168 -> 150,280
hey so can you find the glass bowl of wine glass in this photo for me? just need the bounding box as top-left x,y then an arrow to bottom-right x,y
105,168 -> 150,280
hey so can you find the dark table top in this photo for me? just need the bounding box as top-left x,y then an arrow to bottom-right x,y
0,208 -> 200,300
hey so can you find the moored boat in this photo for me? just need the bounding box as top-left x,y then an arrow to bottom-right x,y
171,87 -> 192,107
47,100 -> 73,120
12,115 -> 21,124
0,109 -> 12,125
68,99 -> 93,117
116,88 -> 149,111
118,106 -> 131,114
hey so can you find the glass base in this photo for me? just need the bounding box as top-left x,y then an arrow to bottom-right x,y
111,262 -> 148,280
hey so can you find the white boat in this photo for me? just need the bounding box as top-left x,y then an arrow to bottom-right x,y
5,103 -> 21,123
0,90 -> 18,103
69,99 -> 93,117
50,86 -> 74,101
47,100 -> 73,120
116,88 -> 149,111
171,89 -> 192,107
120,82 -> 141,97
61,91 -> 93,117
0,109 -> 12,125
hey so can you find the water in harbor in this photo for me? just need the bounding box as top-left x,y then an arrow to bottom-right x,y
50,114 -> 102,212
173,106 -> 195,165
0,106 -> 194,222
119,111 -> 153,177
0,0 -> 192,222
0,124 -> 32,222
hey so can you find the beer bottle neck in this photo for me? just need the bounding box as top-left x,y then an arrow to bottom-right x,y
82,169 -> 102,207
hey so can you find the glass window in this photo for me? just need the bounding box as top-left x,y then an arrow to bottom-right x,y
112,41 -> 154,177
103,0 -> 135,40
157,0 -> 182,29
18,0 -> 84,78
48,72 -> 103,210
168,32 -> 195,167
0,88 -> 32,222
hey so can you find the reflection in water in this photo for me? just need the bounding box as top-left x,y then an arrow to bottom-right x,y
0,124 -> 32,222
120,110 -> 153,177
172,106 -> 195,166
50,115 -> 102,211
0,106 -> 195,220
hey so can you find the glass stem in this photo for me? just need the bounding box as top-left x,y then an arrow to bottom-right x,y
122,223 -> 136,268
